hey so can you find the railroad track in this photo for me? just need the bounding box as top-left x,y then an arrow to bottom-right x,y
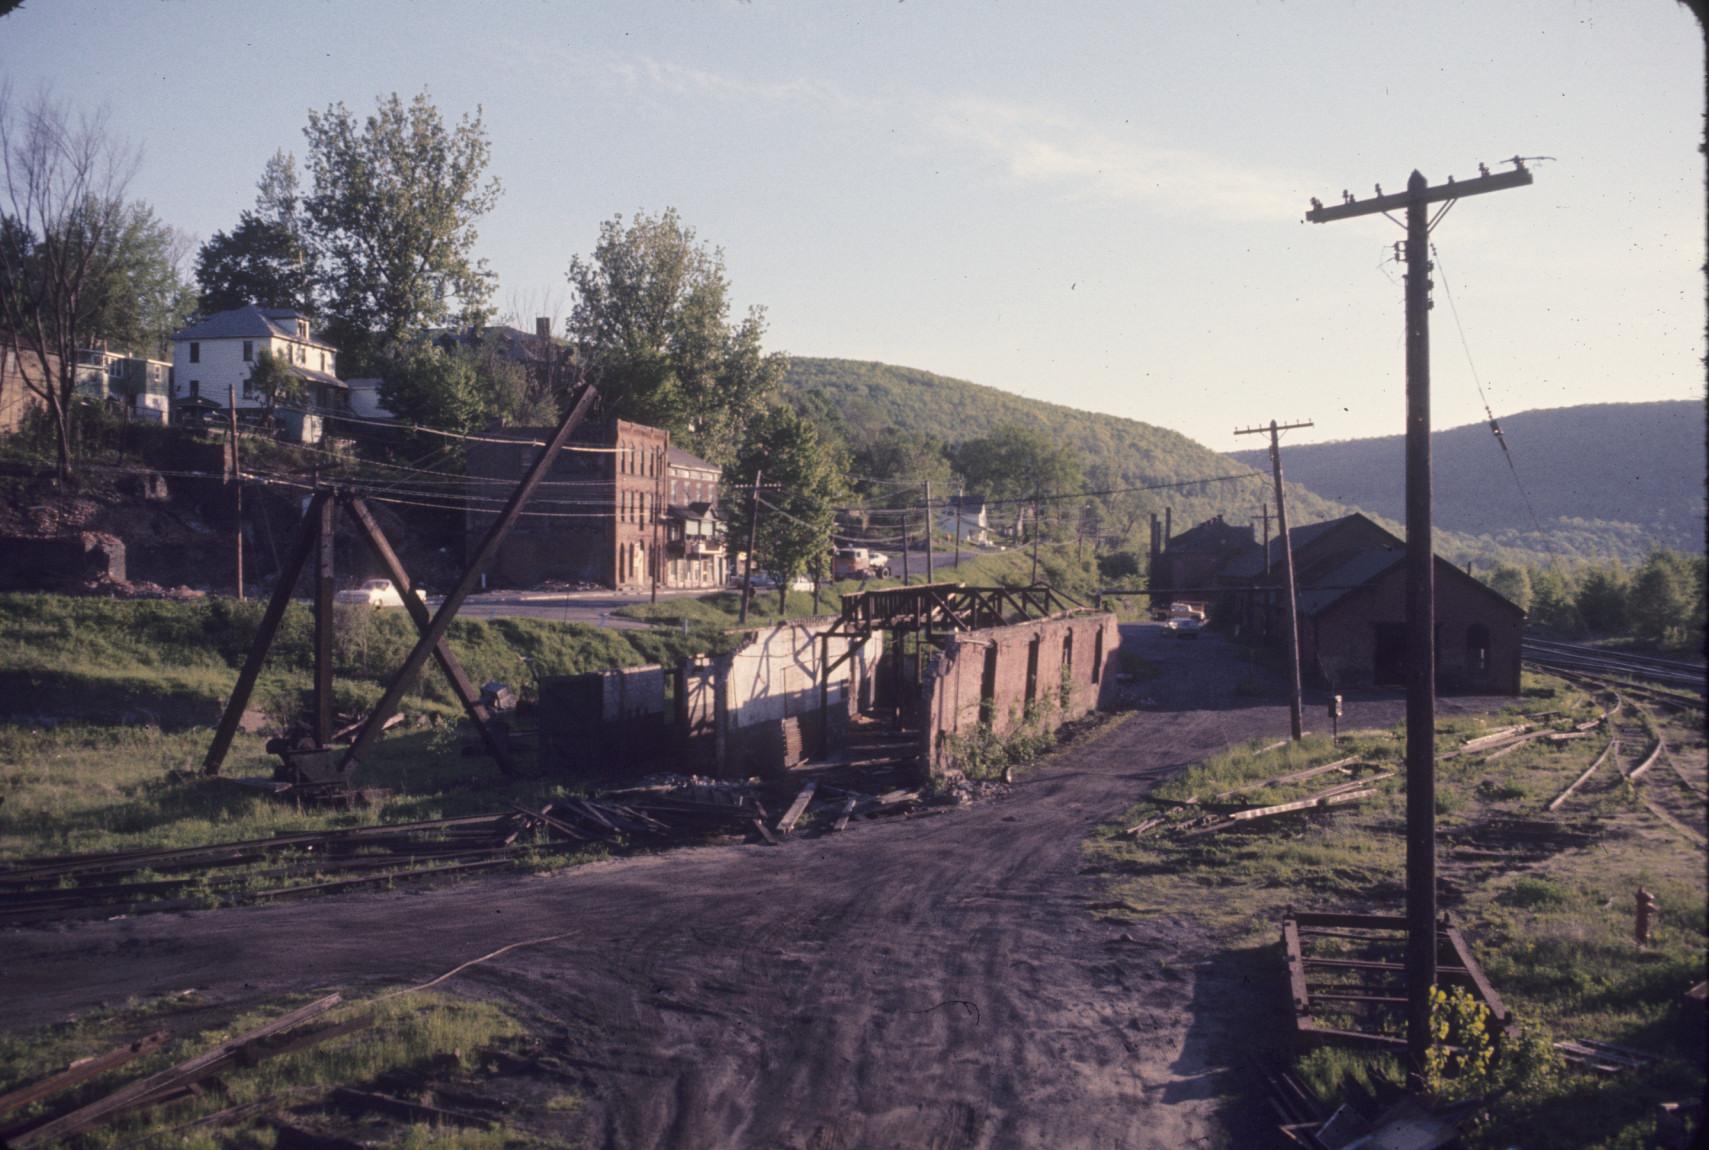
0,794 -> 768,928
1533,672 -> 1706,849
1523,638 -> 1705,697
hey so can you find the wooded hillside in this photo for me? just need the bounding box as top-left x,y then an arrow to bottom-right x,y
1227,401 -> 1703,566
781,357 -> 1622,570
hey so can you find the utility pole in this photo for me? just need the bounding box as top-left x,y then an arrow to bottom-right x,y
924,479 -> 933,583
227,385 -> 243,600
1029,493 -> 1041,584
650,444 -> 662,605
1234,420 -> 1312,742
953,485 -> 963,570
1258,503 -> 1271,576
901,515 -> 911,586
1307,158 -> 1534,1087
738,468 -> 763,625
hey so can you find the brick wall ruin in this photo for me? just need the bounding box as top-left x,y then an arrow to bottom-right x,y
921,611 -> 1120,773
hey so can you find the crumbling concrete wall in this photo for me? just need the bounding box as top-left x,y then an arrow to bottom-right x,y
923,612 -> 1120,773
717,619 -> 884,778
538,665 -> 668,776
0,533 -> 126,591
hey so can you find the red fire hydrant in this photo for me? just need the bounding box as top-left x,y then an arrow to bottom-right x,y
1635,887 -> 1657,946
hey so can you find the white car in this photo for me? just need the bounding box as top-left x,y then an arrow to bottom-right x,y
335,578 -> 417,608
1166,616 -> 1203,638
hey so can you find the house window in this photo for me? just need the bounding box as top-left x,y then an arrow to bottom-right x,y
189,380 -> 200,398
189,342 -> 199,364
242,340 -> 253,362
319,351 -> 326,372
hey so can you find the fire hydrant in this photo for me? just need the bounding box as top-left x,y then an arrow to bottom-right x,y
1635,887 -> 1658,946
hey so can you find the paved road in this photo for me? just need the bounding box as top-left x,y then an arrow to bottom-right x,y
0,626 -> 1512,1147
451,588 -> 707,629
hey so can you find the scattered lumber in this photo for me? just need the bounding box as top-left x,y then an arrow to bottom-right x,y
1553,1038 -> 1657,1076
4,994 -> 342,1150
1206,756 -> 1361,803
832,795 -> 858,833
0,1030 -> 170,1119
774,782 -> 818,836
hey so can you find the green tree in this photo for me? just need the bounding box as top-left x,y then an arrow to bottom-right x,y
243,348 -> 303,420
195,151 -> 314,314
1574,566 -> 1630,635
726,404 -> 843,613
1628,550 -> 1696,648
303,91 -> 500,371
953,423 -> 1083,539
1527,567 -> 1582,634
566,208 -> 785,463
466,339 -> 556,428
377,342 -> 483,435
0,88 -> 140,480
1485,563 -> 1533,613
80,200 -> 195,359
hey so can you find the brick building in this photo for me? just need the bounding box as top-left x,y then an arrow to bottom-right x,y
1218,513 -> 1524,694
467,418 -> 725,591
1148,513 -> 1256,604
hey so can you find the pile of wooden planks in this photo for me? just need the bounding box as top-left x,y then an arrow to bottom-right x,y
1124,758 -> 1392,839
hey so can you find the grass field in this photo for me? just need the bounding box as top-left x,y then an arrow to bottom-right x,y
1086,673 -> 1707,1148
0,594 -> 729,862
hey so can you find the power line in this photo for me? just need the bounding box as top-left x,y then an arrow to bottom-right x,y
1431,244 -> 1545,533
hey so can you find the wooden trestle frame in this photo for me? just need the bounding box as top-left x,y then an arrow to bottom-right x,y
814,582 -> 1084,755
202,383 -> 598,785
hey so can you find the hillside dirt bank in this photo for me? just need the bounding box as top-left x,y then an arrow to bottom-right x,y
0,625 -> 1513,1148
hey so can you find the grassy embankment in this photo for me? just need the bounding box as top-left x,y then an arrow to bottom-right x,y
0,986 -> 585,1148
0,593 -> 727,861
1085,673 -> 1706,1148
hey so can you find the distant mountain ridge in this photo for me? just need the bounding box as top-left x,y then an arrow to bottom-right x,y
1226,401 -> 1704,564
779,357 -> 1648,569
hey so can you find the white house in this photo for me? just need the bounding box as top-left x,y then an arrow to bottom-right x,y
169,306 -> 348,415
940,493 -> 991,547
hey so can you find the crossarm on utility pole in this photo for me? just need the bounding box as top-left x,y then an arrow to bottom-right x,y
1304,164 -> 1532,223
344,496 -> 514,774
340,384 -> 599,774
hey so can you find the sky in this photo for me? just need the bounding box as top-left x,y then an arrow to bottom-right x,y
1,0 -> 1702,451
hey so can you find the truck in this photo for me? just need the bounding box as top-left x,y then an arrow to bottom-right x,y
831,547 -> 892,580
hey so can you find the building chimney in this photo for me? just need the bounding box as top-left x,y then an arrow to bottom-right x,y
1149,515 -> 1160,559
535,317 -> 551,340
1164,507 -> 1173,544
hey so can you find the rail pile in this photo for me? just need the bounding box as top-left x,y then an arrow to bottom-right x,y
0,792 -> 769,927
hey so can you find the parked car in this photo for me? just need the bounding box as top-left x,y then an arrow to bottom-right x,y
334,578 -> 419,608
1166,615 -> 1203,638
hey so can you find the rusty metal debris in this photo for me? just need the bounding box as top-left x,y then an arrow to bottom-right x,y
1,995 -> 345,1149
0,1031 -> 170,1121
0,778 -> 923,926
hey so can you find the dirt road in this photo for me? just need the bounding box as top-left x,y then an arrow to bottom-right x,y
0,626 -> 1503,1148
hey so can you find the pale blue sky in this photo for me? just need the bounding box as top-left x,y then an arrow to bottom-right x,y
2,0 -> 1701,449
